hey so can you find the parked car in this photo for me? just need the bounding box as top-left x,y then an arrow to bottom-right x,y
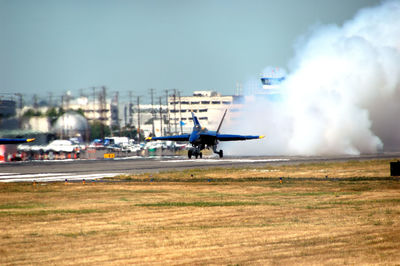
107,143 -> 122,152
121,144 -> 142,153
45,140 -> 80,153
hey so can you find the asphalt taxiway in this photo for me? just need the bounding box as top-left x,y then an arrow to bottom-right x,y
1,153 -> 399,182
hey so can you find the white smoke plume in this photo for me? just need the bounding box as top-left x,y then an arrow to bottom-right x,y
223,1 -> 400,156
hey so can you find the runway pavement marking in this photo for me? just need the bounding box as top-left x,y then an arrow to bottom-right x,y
0,173 -> 123,183
113,156 -> 142,160
160,158 -> 290,163
0,173 -> 68,179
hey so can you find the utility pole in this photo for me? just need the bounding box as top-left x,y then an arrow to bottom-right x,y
33,94 -> 38,109
113,91 -> 120,136
128,91 -> 133,128
173,89 -> 177,134
92,87 -> 96,123
136,96 -> 141,141
48,92 -> 53,107
99,88 -> 104,138
99,86 -> 107,139
14,93 -> 23,128
14,93 -> 23,110
178,90 -> 183,134
159,96 -> 163,136
149,88 -> 155,136
165,90 -> 170,134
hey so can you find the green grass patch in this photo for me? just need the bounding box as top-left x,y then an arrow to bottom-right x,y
0,183 -> 56,193
136,201 -> 261,207
134,189 -> 169,193
245,191 -> 359,198
0,202 -> 46,209
305,205 -> 332,210
317,198 -> 400,207
119,197 -> 130,202
58,230 -> 98,238
0,208 -> 107,216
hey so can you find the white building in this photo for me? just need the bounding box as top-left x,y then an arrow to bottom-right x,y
122,103 -> 168,138
19,106 -> 52,132
21,116 -> 51,132
168,91 -> 244,133
68,96 -> 119,128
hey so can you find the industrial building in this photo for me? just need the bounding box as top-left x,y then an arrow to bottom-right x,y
167,91 -> 244,134
121,103 -> 168,139
68,95 -> 119,128
0,96 -> 19,130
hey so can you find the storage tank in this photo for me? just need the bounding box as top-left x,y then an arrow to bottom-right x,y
53,111 -> 89,141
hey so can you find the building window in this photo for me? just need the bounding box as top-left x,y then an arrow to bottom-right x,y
199,117 -> 208,120
199,109 -> 208,112
201,101 -> 210,104
222,101 -> 231,105
212,101 -> 221,104
181,101 -> 189,105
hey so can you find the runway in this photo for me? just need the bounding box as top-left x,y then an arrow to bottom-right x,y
1,152 -> 399,182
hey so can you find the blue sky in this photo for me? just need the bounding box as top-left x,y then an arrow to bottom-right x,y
0,0 -> 380,102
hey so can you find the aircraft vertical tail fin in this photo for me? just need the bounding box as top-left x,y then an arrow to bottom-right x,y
191,112 -> 201,127
216,109 -> 227,134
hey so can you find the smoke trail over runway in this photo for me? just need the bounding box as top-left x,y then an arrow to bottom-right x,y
224,1 -> 400,156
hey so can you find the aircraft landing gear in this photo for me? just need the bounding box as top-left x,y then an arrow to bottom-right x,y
188,148 -> 202,159
212,146 -> 224,158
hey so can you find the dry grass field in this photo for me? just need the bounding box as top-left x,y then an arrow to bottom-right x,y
1,159 -> 400,265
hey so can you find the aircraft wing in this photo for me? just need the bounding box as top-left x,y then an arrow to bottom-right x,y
0,138 -> 35,144
145,134 -> 190,142
197,132 -> 264,142
215,134 -> 265,141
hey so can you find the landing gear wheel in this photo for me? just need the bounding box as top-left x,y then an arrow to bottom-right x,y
199,152 -> 202,159
218,150 -> 223,158
195,154 -> 199,159
188,150 -> 192,159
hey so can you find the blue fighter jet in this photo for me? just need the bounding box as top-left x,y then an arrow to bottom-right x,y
146,110 -> 264,159
0,138 -> 35,144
